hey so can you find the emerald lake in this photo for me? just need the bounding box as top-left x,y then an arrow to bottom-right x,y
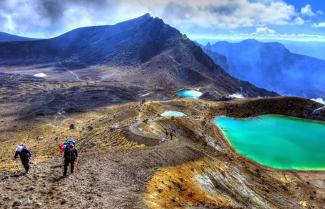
214,115 -> 325,170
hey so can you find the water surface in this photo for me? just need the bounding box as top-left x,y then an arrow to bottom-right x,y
215,115 -> 325,170
176,89 -> 202,99
161,111 -> 186,117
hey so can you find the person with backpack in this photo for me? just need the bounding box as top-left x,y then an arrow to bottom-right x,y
14,143 -> 32,174
63,143 -> 78,176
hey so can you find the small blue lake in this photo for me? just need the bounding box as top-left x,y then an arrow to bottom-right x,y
176,89 -> 202,99
161,111 -> 187,117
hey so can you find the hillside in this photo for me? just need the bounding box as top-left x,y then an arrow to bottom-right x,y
1,71 -> 323,209
204,39 -> 325,98
0,14 -> 274,98
0,32 -> 34,42
1,96 -> 325,208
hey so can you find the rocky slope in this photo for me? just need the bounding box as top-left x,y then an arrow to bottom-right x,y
0,15 -> 274,97
204,39 -> 325,98
0,96 -> 324,209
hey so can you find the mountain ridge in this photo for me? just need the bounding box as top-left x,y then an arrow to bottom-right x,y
204,39 -> 325,98
0,32 -> 35,42
0,14 -> 274,97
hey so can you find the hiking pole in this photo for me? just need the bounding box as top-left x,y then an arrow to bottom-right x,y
76,157 -> 80,171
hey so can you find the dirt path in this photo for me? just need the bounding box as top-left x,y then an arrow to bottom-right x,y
0,142 -> 203,209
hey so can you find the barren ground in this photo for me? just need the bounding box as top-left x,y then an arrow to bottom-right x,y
1,91 -> 325,208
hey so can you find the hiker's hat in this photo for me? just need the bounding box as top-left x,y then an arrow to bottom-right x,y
16,145 -> 24,152
20,143 -> 27,148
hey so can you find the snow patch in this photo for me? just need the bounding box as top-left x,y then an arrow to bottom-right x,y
311,98 -> 325,105
33,73 -> 47,78
57,109 -> 66,116
140,92 -> 152,97
228,93 -> 245,99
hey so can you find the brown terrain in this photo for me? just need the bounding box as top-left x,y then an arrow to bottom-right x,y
1,80 -> 325,209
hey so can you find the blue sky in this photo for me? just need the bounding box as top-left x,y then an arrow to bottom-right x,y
0,0 -> 324,43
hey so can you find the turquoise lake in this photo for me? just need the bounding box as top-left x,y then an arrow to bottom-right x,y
214,115 -> 325,170
176,89 -> 202,99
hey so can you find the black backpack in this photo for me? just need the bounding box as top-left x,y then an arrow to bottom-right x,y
64,148 -> 77,160
20,149 -> 32,160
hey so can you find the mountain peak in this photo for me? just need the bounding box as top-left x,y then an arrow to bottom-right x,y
0,15 -> 274,97
117,13 -> 154,26
140,13 -> 152,19
127,13 -> 154,23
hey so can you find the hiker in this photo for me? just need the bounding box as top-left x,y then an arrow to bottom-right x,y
14,143 -> 32,174
63,143 -> 78,176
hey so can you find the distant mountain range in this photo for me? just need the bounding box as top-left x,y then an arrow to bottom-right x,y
281,41 -> 325,60
204,39 -> 325,99
0,32 -> 34,42
0,14 -> 273,97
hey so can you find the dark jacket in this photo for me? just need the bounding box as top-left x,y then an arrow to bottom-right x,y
64,148 -> 78,161
15,149 -> 32,161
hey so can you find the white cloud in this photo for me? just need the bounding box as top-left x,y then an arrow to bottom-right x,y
317,10 -> 324,15
301,4 -> 315,16
255,27 -> 276,34
156,0 -> 297,29
33,73 -> 47,78
293,17 -> 304,25
312,22 -> 325,28
0,0 -> 300,37
2,14 -> 16,32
